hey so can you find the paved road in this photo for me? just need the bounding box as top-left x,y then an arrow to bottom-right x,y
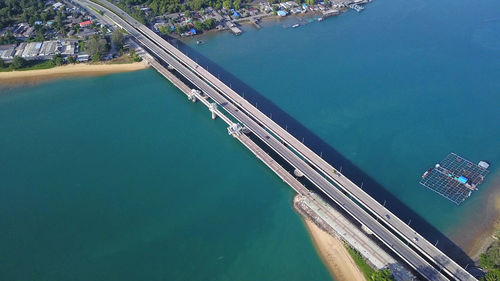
78,1 -> 475,280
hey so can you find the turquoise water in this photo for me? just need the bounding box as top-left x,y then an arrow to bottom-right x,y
1,0 -> 499,278
0,71 -> 332,280
182,0 -> 500,257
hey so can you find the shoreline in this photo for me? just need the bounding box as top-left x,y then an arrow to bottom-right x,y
450,171 -> 500,260
302,215 -> 366,281
293,196 -> 367,281
0,61 -> 149,86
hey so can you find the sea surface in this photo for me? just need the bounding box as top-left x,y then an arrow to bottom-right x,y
1,0 -> 499,279
0,71 -> 332,280
181,0 -> 500,257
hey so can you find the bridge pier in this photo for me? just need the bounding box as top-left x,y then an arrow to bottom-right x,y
227,123 -> 243,137
293,168 -> 304,177
209,103 -> 217,120
188,89 -> 200,103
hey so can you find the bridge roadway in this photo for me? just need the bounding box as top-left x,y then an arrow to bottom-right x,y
79,1 -> 474,280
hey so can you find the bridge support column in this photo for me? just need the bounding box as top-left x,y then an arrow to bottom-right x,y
209,103 -> 217,120
188,89 -> 200,103
227,123 -> 243,137
294,168 -> 304,177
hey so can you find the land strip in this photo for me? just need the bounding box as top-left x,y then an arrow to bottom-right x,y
0,62 -> 148,85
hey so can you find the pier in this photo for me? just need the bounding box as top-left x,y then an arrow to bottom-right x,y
77,1 -> 477,280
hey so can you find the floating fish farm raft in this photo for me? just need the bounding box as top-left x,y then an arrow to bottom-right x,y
420,153 -> 490,205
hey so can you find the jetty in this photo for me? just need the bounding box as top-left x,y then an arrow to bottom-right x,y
76,1 -> 478,280
250,18 -> 261,29
225,21 -> 243,35
322,9 -> 340,18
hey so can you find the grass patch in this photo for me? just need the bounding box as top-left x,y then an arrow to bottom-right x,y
19,60 -> 56,71
89,5 -> 104,15
345,245 -> 375,280
105,54 -> 135,64
0,60 -> 56,72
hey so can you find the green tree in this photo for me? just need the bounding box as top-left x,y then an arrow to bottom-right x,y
91,53 -> 101,62
129,49 -> 142,62
233,0 -> 241,9
0,58 -> 5,68
52,54 -> 63,66
371,269 -> 394,281
33,28 -> 45,42
86,35 -> 108,58
481,243 -> 500,270
11,56 -> 26,69
223,0 -> 232,9
0,31 -> 17,44
484,269 -> 500,281
193,20 -> 203,31
67,56 -> 76,64
112,29 -> 124,52
202,18 -> 216,30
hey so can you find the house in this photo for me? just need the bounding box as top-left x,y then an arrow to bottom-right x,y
79,20 -> 92,27
277,10 -> 288,16
52,2 -> 64,10
77,54 -> 89,62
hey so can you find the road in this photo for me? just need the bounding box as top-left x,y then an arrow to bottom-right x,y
76,1 -> 475,279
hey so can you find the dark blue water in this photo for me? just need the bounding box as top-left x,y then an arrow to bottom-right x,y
182,0 -> 500,256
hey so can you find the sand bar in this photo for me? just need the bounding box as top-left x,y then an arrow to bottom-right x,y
0,62 -> 149,86
304,218 -> 366,281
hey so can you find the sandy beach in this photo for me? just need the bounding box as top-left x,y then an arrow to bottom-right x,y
0,62 -> 149,86
303,218 -> 366,281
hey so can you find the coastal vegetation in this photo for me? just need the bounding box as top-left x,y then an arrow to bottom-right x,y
85,35 -> 109,61
480,234 -> 500,281
0,56 -> 56,72
345,246 -> 395,281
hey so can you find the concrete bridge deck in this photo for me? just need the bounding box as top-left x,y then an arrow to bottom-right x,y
77,1 -> 475,280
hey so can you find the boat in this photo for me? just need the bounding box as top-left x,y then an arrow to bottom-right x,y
292,23 -> 300,28
318,17 -> 324,22
422,167 -> 433,178
349,4 -> 364,12
196,40 -> 204,45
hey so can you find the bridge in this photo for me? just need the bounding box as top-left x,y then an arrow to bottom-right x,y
74,1 -> 476,279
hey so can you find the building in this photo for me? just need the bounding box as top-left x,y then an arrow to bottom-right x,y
0,44 -> 16,60
14,42 -> 27,57
277,10 -> 288,16
38,41 -> 58,56
21,42 -> 42,58
79,20 -> 93,27
77,54 -> 89,62
53,2 -> 64,10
